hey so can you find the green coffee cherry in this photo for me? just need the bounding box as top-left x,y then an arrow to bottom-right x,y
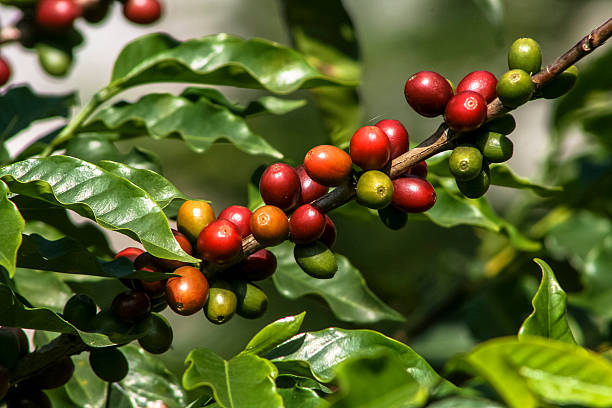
449,145 -> 483,181
485,114 -> 516,135
36,43 -> 72,77
89,347 -> 128,383
508,37 -> 542,74
294,241 -> 338,279
496,69 -> 534,108
456,165 -> 491,199
541,65 -> 578,99
473,131 -> 513,163
233,281 -> 268,319
137,313 -> 173,354
92,310 -> 133,343
356,170 -> 394,209
63,294 -> 97,331
378,205 -> 408,230
205,280 -> 237,325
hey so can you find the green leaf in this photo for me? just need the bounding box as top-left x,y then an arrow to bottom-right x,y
183,348 -> 283,408
267,327 -> 454,397
65,352 -> 107,408
426,397 -> 504,408
111,33 -> 354,93
271,242 -> 404,324
0,180 -> 25,277
0,155 -> 197,263
328,350 -> 428,408
0,86 -> 76,141
241,312 -> 306,356
448,336 -> 612,408
490,164 -> 562,196
81,93 -> 284,158
278,386 -> 330,408
13,268 -> 73,313
570,237 -> 612,318
518,259 -> 576,344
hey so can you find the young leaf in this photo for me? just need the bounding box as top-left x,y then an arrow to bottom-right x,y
183,348 -> 283,408
241,312 -> 306,356
518,258 -> 576,344
0,155 -> 197,263
110,33 -> 355,93
489,164 -> 562,196
279,386 -> 330,408
0,180 -> 24,277
271,242 -> 405,324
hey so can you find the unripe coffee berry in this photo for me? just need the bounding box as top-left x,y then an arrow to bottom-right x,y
259,163 -> 301,211
239,249 -> 277,281
319,215 -> 337,248
177,200 -> 215,243
486,114 -> 516,135
111,290 -> 151,323
0,58 -> 11,87
496,69 -> 534,108
375,119 -> 409,160
350,126 -> 391,170
295,165 -> 329,204
449,145 -> 483,181
508,37 -> 542,75
444,91 -> 487,132
36,0 -> 81,32
541,65 -> 578,99
290,204 -> 326,244
378,205 -> 408,230
251,205 -> 290,246
218,205 -> 252,238
304,145 -> 352,187
155,229 -> 193,270
356,170 -> 394,209
391,176 -> 436,213
197,219 -> 243,263
473,131 -> 514,163
123,0 -> 162,24
456,165 -> 491,198
404,71 -> 454,117
165,266 -> 209,316
457,70 -> 498,103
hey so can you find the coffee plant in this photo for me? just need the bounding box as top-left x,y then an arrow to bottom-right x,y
1,1 -> 612,407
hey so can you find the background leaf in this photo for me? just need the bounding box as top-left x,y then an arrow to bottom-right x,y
241,312 -> 306,357
489,164 -> 562,196
0,180 -> 25,277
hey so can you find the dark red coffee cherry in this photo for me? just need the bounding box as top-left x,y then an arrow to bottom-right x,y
2,327 -> 29,356
115,247 -> 144,263
154,229 -> 193,270
319,215 -> 337,248
82,0 -> 111,23
289,204 -> 326,244
408,161 -> 428,178
303,145 -> 353,187
36,0 -> 81,32
457,70 -> 498,103
350,126 -> 391,170
165,266 -> 209,316
392,176 -> 437,213
444,91 -> 487,132
218,205 -> 252,238
375,119 -> 409,160
239,249 -> 277,281
0,58 -> 11,87
123,0 -> 162,25
259,163 -> 301,211
25,356 -> 74,389
404,71 -> 454,117
134,252 -> 166,298
197,219 -> 243,263
295,165 -> 329,204
111,290 -> 151,323
5,385 -> 52,408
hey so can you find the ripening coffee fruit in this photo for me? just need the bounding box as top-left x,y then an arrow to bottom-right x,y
319,215 -> 337,248
295,165 -> 329,204
408,161 -> 428,178
0,58 -> 11,87
239,249 -> 277,281
404,71 -> 454,117
233,281 -> 268,319
155,229 -> 193,270
486,114 -> 516,135
0,328 -> 22,370
375,119 -> 409,160
115,247 -> 144,263
289,204 -> 326,244
165,266 -> 210,316
250,205 -> 290,246
444,91 -> 487,132
259,163 -> 301,211
541,65 -> 578,99
123,0 -> 162,24
177,200 -> 215,243
3,328 -> 28,357
111,290 -> 151,323
449,145 -> 483,181
134,252 -> 166,298
378,205 -> 408,230
457,70 -> 498,103
82,0 -> 111,23
36,0 -> 81,32
456,165 -> 491,198
303,145 -> 353,187
391,176 -> 437,213
205,281 -> 238,325
350,126 -> 391,170
508,37 -> 542,75
473,131 -> 514,163
294,241 -> 338,279
63,293 -> 97,331
25,356 -> 74,389
356,170 -> 394,209
137,313 -> 173,354
197,219 -> 243,263
89,347 -> 129,383
218,205 -> 252,238
36,43 -> 72,77
496,69 -> 534,108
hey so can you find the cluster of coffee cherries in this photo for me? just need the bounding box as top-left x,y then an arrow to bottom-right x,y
404,37 -> 578,198
0,0 -> 163,82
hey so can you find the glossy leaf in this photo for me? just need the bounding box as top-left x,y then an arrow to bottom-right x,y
0,180 -> 24,277
183,348 -> 283,408
279,386 -> 329,408
518,259 -> 576,343
448,336 -> 612,408
13,268 -> 73,313
81,93 -> 284,158
427,397 -> 504,408
241,312 -> 306,356
490,164 -> 562,196
110,33 -> 354,93
65,352 -> 107,408
0,155 -> 197,263
271,242 -> 404,324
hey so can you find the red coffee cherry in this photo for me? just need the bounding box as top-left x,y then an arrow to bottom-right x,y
404,71 -> 454,117
197,219 -> 243,263
319,215 -> 337,248
132,252 -> 167,298
250,205 -> 289,246
392,176 -> 437,213
239,249 -> 277,281
444,91 -> 487,132
289,204 -> 326,244
408,161 -> 428,178
218,205 -> 252,238
259,163 -> 301,211
0,58 -> 11,87
457,70 -> 498,103
165,266 -> 209,316
375,119 -> 409,160
115,247 -> 144,263
155,229 -> 193,270
111,290 -> 151,323
296,165 -> 329,204
304,145 -> 353,187
350,126 -> 391,170
123,0 -> 162,24
36,0 -> 81,32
